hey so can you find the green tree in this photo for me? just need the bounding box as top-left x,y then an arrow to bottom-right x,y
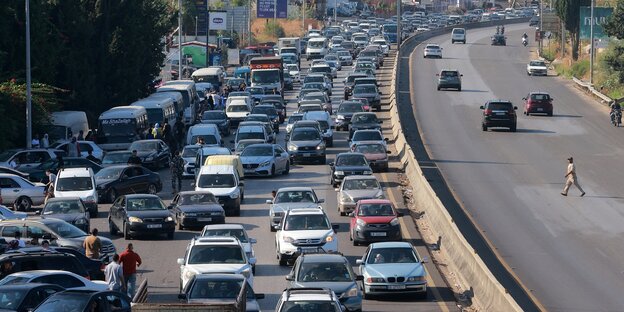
603,0 -> 624,39
555,0 -> 591,60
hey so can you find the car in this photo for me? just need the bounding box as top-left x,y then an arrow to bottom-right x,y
336,175 -> 384,216
358,49 -> 382,67
523,92 -> 554,116
0,166 -> 29,180
423,43 -> 442,58
275,287 -> 344,312
436,69 -> 462,91
324,54 -> 342,71
234,124 -> 270,147
240,143 -> 290,177
226,103 -> 251,128
0,173 -> 46,211
0,149 -> 63,170
349,199 -> 402,245
180,145 -> 201,178
6,246 -> 106,280
0,250 -> 90,280
350,84 -> 381,111
287,127 -> 326,165
353,61 -> 376,75
232,139 -> 265,156
95,165 -> 162,203
349,112 -> 382,138
40,197 -> 90,233
33,289 -> 131,312
349,129 -> 387,149
344,73 -> 369,99
0,283 -> 64,311
286,64 -> 301,82
53,167 -> 98,217
451,27 -> 466,44
303,111 -> 334,147
286,114 -> 305,135
304,74 -> 332,95
283,72 -> 295,90
242,116 -> 275,143
335,101 -> 365,131
177,236 -> 254,290
195,165 -> 244,216
491,34 -> 507,46
201,110 -> 231,135
336,50 -> 354,66
201,224 -> 257,273
267,187 -> 324,232
529,16 -> 539,26
480,100 -> 518,132
101,151 -> 132,167
371,38 -> 390,55
178,274 -> 264,310
329,153 -> 373,188
352,141 -> 390,172
51,140 -> 104,161
22,157 -> 102,184
108,194 -> 176,239
169,191 -> 226,229
0,270 -> 108,291
251,105 -> 280,132
0,205 -> 27,221
128,139 -> 170,169
356,241 -> 427,299
275,208 -> 339,266
526,59 -> 548,76
286,252 -> 363,312
247,86 -> 266,104
300,92 -> 332,113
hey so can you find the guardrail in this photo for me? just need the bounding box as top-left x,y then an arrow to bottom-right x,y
387,18 -> 536,311
133,278 -> 148,303
571,77 -> 616,104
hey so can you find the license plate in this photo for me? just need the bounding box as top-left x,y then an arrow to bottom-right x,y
537,108 -> 543,111
495,113 -> 505,116
388,285 -> 406,290
147,224 -> 162,229
245,169 -> 255,173
303,153 -> 311,157
198,218 -> 212,222
370,232 -> 387,237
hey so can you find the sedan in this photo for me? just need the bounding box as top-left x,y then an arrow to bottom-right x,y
335,101 -> 366,131
523,92 -> 554,116
0,173 -> 46,211
0,283 -> 64,312
0,270 -> 108,291
101,151 -> 132,168
128,139 -> 170,169
356,241 -> 427,299
40,197 -> 90,233
240,143 -> 290,177
201,224 -> 258,273
336,175 -> 384,216
423,43 -> 442,58
108,194 -> 175,239
201,110 -> 231,136
95,165 -> 162,203
287,127 -> 326,165
169,191 -> 225,229
352,141 -> 390,172
349,199 -> 402,245
267,187 -> 324,232
329,153 -> 373,187
351,84 -> 381,111
23,157 -> 102,184
34,290 -> 131,312
0,205 -> 27,221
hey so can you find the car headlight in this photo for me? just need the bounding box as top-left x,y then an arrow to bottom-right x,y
375,191 -> 385,199
166,216 -> 174,222
407,276 -> 426,282
334,170 -> 344,176
283,236 -> 295,243
259,161 -> 271,167
128,216 -> 142,223
230,192 -> 239,199
325,234 -> 335,242
340,193 -> 352,203
336,115 -> 345,120
184,270 -> 195,280
356,218 -> 366,227
363,170 -> 372,175
342,285 -> 359,298
83,196 -> 95,203
287,144 -> 297,151
366,277 -> 385,283
390,217 -> 400,226
74,218 -> 87,225
316,143 -> 325,150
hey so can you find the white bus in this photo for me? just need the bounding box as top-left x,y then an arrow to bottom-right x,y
96,106 -> 148,151
130,97 -> 176,127
157,80 -> 199,125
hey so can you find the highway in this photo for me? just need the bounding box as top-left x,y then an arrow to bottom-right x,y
87,51 -> 458,311
408,23 -> 624,311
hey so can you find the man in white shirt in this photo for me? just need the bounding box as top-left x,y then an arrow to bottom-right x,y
561,157 -> 585,197
104,254 -> 126,292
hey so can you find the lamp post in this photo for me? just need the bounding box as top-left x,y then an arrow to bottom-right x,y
25,0 -> 32,148
178,0 -> 183,80
589,0 -> 595,85
334,0 -> 337,25
397,0 -> 401,47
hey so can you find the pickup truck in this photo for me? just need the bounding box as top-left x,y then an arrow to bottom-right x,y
526,60 -> 548,76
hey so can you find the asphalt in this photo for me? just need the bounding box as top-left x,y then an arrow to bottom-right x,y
406,23 -> 624,311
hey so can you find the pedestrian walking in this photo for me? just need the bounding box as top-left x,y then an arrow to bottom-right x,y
67,137 -> 80,157
561,157 -> 585,197
105,254 -> 126,292
170,151 -> 184,194
207,93 -> 214,110
83,228 -> 102,260
174,117 -> 186,150
146,124 -> 155,139
152,123 -> 163,139
127,150 -> 142,165
41,134 -> 50,148
44,169 -> 56,204
119,243 -> 142,298
77,130 -> 84,141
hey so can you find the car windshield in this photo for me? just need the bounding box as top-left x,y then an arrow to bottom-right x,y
275,191 -> 316,203
246,116 -> 269,123
227,105 -> 249,113
127,198 -> 166,211
352,114 -> 377,123
188,245 -> 245,264
102,152 -> 131,165
130,141 -> 159,151
291,129 -> 320,141
235,141 -> 262,153
202,111 -> 226,120
336,155 -> 368,166
202,229 -> 248,243
198,174 -> 236,188
343,178 -> 380,190
284,214 -> 330,231
189,279 -> 242,299
0,288 -> 28,309
180,193 -> 217,205
530,61 -> 546,67
368,247 -> 418,264
43,200 -> 86,215
355,143 -> 385,154
241,145 -> 273,157
56,177 -> 93,191
338,104 -> 364,113
356,63 -> 374,69
28,293 -> 89,311
358,203 -> 394,216
353,85 -> 376,94
252,107 -> 276,115
308,40 -> 325,48
227,79 -> 244,87
288,116 -> 304,124
310,67 -> 330,74
46,221 -> 87,238
282,301 -> 340,312
353,131 -> 382,141
441,71 -> 458,77
0,276 -> 30,286
182,146 -> 200,158
298,262 -> 353,282
325,55 -> 339,61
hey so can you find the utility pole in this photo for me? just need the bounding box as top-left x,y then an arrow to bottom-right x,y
539,0 -> 543,55
334,0 -> 337,25
397,0 -> 401,46
195,16 -> 198,40
178,0 -> 183,80
589,0 -> 595,85
206,3 -> 211,67
25,0 -> 32,148
303,0 -> 306,34
274,0 -> 277,38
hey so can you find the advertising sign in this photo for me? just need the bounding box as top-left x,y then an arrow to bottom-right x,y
209,11 -> 228,30
580,6 -> 613,39
257,0 -> 287,18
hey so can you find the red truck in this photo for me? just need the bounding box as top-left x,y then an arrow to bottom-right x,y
249,56 -> 284,95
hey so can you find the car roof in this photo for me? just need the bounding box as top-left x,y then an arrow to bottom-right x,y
199,165 -> 236,175
6,270 -> 80,278
288,208 -> 325,215
203,224 -> 245,230
369,241 -> 414,249
343,175 -> 378,181
277,186 -> 315,192
300,253 -> 348,263
124,194 -> 161,199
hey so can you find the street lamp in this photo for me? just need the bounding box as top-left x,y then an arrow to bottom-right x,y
25,0 -> 32,148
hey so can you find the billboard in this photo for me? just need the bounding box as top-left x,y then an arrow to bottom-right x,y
257,0 -> 287,18
580,6 -> 613,39
209,11 -> 227,30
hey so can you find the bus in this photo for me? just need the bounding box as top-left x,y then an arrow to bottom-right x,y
97,106 -> 148,151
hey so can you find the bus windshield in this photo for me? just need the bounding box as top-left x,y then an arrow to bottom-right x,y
99,119 -> 137,137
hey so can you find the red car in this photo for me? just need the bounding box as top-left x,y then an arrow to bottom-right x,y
349,199 -> 402,246
523,92 -> 553,116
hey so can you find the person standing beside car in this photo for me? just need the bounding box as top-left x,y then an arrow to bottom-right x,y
83,228 -> 102,260
169,151 -> 184,194
105,254 -> 126,292
127,150 -> 142,166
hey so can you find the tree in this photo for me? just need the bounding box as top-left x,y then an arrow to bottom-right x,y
603,0 -> 624,39
555,0 -> 591,60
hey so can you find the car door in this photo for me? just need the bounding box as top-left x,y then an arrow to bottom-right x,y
78,142 -> 93,158
130,167 -> 149,193
32,273 -> 86,289
112,196 -> 127,229
274,145 -> 288,171
118,167 -> 139,195
104,292 -> 131,311
1,177 -> 25,204
159,141 -> 170,163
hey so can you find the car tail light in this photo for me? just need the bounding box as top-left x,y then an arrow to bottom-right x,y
484,109 -> 492,115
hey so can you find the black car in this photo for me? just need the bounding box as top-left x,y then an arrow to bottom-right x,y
344,73 -> 369,99
0,283 -> 64,312
23,157 -> 102,184
40,197 -> 90,233
101,151 -> 132,167
251,105 -> 280,131
349,112 -> 382,138
95,165 -> 163,203
335,101 -> 366,131
262,99 -> 287,123
169,191 -> 226,229
34,290 -> 131,312
6,246 -> 106,280
201,110 -> 231,136
329,153 -> 373,187
491,34 -> 507,46
480,100 -> 518,132
0,251 -> 89,280
108,194 -> 175,239
128,139 -> 170,169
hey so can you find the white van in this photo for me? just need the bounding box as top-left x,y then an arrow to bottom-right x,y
130,97 -> 176,126
306,37 -> 329,60
48,111 -> 89,143
186,124 -> 222,146
192,67 -> 224,90
451,28 -> 466,44
194,165 -> 244,216
97,106 -> 148,151
54,167 -> 98,217
157,80 -> 199,125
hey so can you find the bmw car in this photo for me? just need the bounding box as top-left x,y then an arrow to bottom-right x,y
240,143 -> 290,177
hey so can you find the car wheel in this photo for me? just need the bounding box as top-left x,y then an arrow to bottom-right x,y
147,184 -> 157,194
482,124 -> 487,131
278,254 -> 288,266
15,197 -> 32,212
548,111 -> 553,116
167,231 -> 174,239
123,223 -> 131,240
437,86 -> 441,91
108,189 -> 117,203
109,218 -> 118,235
270,165 -> 275,177
283,162 -> 290,175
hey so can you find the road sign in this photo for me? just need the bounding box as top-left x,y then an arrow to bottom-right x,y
541,13 -> 560,33
257,0 -> 288,18
580,6 -> 613,39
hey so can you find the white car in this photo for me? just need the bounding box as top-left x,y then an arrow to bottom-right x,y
275,208 -> 339,266
201,224 -> 258,273
0,173 -> 46,211
51,140 -> 104,161
286,64 -> 301,82
423,44 -> 442,58
527,59 -> 548,76
195,165 -> 243,216
372,38 -> 390,56
177,236 -> 254,290
0,270 -> 108,291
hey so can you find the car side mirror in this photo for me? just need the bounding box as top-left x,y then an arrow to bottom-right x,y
356,275 -> 364,281
479,105 -> 485,110
266,199 -> 273,204
273,224 -> 281,231
177,258 -> 185,265
460,74 -> 464,77
514,106 -> 518,110
250,238 -> 257,244
285,274 -> 294,281
356,259 -> 364,265
178,293 -> 187,300
318,199 -> 325,203
167,205 -> 174,210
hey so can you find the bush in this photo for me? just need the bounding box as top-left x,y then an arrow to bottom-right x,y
541,50 -> 556,62
264,21 -> 286,39
570,60 -> 590,78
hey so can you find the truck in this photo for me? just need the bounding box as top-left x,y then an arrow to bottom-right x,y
278,37 -> 302,55
47,111 -> 89,143
249,56 -> 283,96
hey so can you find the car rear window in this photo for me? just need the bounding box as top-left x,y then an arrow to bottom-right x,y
488,102 -> 512,110
531,94 -> 550,101
453,29 -> 465,34
441,71 -> 458,77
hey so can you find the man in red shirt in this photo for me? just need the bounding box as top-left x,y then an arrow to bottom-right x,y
119,243 -> 142,298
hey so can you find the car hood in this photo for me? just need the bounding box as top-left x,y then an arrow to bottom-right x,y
240,156 -> 273,164
363,153 -> 387,161
342,189 -> 382,199
186,263 -> 250,275
126,210 -> 172,219
178,204 -> 224,213
359,216 -> 396,223
271,202 -> 320,213
335,165 -> 370,172
290,140 -> 323,147
363,262 -> 425,278
226,112 -> 249,118
196,186 -> 237,196
292,281 -> 357,295
42,212 -> 86,222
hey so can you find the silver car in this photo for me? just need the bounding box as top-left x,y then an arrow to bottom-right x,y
0,173 -> 46,211
0,205 -> 27,220
336,175 -> 384,215
267,187 -> 324,231
181,145 -> 201,179
240,144 -> 290,177
201,224 -> 258,273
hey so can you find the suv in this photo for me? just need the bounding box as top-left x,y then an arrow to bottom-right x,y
436,69 -> 462,91
195,165 -> 244,216
267,187 -> 324,232
349,112 -> 382,139
523,92 -> 553,116
275,208 -> 339,266
275,288 -> 343,312
54,167 -> 98,217
451,28 -> 466,44
0,250 -> 89,280
480,100 -> 518,132
329,153 -> 373,187
177,236 -> 254,290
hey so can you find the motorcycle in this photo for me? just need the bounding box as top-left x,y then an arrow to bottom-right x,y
522,37 -> 528,47
610,109 -> 622,127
